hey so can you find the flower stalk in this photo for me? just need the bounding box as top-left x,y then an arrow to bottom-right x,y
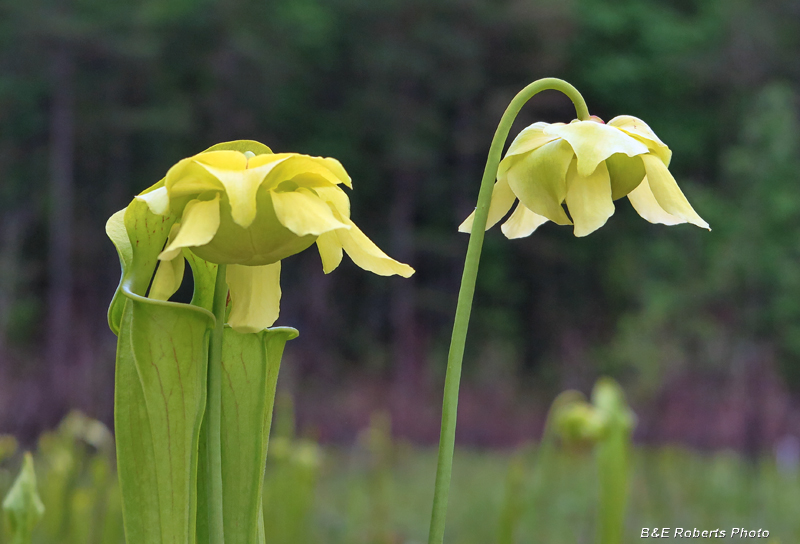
204,263 -> 228,543
427,78 -> 589,544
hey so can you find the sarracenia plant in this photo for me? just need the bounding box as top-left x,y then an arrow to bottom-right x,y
428,78 -> 708,543
107,140 -> 412,544
552,378 -> 636,544
3,453 -> 45,544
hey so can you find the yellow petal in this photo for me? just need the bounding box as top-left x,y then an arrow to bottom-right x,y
159,195 -> 221,260
309,185 -> 351,218
605,153 -> 645,200
505,122 -> 560,158
565,160 -> 615,237
544,121 -> 649,177
135,186 -> 170,216
227,262 -> 281,333
505,139 -> 574,225
316,230 -> 343,273
149,253 -> 185,301
495,153 -> 523,182
608,115 -> 672,165
263,154 -> 350,191
246,152 -> 292,168
271,187 -> 350,236
640,154 -> 709,229
500,202 -> 549,239
166,157 -> 225,198
193,150 -> 248,170
458,176 -> 516,233
627,176 -> 685,226
317,157 -> 352,188
335,216 -> 414,277
197,158 -> 289,228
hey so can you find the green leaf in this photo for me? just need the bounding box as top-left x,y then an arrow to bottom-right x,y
109,192 -> 216,544
113,302 -> 161,543
3,452 -> 45,544
196,326 -> 298,544
115,296 -> 214,544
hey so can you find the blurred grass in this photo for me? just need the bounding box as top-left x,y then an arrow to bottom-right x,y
2,413 -> 798,543
320,446 -> 798,543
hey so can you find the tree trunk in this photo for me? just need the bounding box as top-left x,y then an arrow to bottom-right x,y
390,170 -> 419,388
48,47 -> 75,408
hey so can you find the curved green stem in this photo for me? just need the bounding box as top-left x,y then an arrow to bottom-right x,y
206,263 -> 228,544
427,78 -> 588,544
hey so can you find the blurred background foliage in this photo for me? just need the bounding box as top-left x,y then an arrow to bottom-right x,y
1,0 -> 800,452
2,410 -> 799,543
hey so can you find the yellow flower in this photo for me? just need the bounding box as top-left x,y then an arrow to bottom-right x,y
459,115 -> 709,238
137,141 -> 413,333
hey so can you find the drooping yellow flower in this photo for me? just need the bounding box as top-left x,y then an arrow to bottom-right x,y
459,115 -> 709,238
137,141 -> 413,333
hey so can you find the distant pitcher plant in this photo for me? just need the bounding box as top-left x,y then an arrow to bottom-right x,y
107,140 -> 412,544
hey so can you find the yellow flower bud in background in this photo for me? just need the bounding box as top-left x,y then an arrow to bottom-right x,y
136,140 -> 413,333
460,115 -> 709,238
553,401 -> 608,444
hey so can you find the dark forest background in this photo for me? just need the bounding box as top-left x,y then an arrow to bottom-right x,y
1,0 -> 800,452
